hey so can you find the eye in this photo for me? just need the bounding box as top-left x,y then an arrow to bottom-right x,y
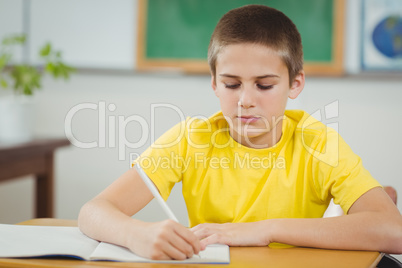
257,84 -> 273,90
224,83 -> 241,89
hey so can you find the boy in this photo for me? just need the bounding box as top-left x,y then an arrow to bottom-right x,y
78,5 -> 402,260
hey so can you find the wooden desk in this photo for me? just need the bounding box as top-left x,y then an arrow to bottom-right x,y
0,139 -> 70,218
0,218 -> 383,268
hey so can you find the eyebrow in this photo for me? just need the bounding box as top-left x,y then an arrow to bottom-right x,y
219,74 -> 280,79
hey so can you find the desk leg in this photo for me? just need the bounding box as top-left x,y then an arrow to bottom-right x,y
35,153 -> 54,218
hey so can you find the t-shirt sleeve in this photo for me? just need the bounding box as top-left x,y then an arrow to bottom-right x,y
311,128 -> 382,214
132,119 -> 189,200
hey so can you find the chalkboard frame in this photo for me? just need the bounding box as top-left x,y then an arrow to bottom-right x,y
136,0 -> 345,75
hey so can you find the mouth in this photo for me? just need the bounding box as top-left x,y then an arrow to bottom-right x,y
237,115 -> 260,123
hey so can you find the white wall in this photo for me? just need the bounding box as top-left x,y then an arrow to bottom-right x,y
29,0 -> 135,69
0,0 -> 135,69
0,0 -> 401,228
0,0 -> 24,62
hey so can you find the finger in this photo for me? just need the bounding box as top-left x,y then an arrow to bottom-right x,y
192,225 -> 216,240
149,251 -> 174,261
162,241 -> 189,260
147,242 -> 179,261
190,223 -> 216,232
184,229 -> 201,254
192,229 -> 208,240
174,226 -> 201,255
150,221 -> 192,260
167,232 -> 195,258
200,233 -> 230,248
190,224 -> 202,232
147,233 -> 187,260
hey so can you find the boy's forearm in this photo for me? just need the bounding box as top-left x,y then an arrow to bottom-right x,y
79,198 -> 202,260
268,212 -> 402,253
78,198 -> 144,249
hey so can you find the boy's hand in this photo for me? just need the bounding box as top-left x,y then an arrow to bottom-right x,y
191,221 -> 271,249
127,219 -> 201,260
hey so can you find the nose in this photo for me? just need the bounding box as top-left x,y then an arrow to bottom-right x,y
238,87 -> 256,109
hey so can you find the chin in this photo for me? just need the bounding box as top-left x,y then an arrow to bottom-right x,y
240,131 -> 270,141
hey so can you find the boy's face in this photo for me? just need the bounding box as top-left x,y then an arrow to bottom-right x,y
211,43 -> 304,149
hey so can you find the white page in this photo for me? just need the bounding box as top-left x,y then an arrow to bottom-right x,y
90,242 -> 230,264
0,224 -> 230,263
0,224 -> 98,260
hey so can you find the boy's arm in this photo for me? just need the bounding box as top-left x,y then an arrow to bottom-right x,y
78,168 -> 200,260
192,187 -> 402,254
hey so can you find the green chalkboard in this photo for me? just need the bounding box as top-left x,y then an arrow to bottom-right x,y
137,0 -> 344,75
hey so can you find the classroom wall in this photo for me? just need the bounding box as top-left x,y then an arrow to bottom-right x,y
0,0 -> 401,227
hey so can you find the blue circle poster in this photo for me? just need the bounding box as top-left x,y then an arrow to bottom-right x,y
362,0 -> 402,70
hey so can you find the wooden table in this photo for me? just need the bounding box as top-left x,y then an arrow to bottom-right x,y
0,218 -> 383,268
0,139 -> 70,218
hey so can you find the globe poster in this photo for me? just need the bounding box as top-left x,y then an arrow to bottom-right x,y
362,0 -> 402,70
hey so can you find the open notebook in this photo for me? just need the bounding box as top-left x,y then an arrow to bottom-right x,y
0,224 -> 230,264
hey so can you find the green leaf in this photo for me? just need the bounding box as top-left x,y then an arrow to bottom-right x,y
1,35 -> 75,95
0,54 -> 11,69
46,61 -> 74,80
63,64 -> 76,77
53,64 -> 60,78
15,34 -> 26,44
2,38 -> 12,46
0,78 -> 8,88
24,85 -> 33,95
11,65 -> 42,95
39,43 -> 52,57
46,62 -> 55,73
2,34 -> 26,46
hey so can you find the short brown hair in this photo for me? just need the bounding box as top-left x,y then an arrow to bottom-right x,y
208,5 -> 303,85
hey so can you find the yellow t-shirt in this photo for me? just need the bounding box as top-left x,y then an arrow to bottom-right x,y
134,110 -> 381,227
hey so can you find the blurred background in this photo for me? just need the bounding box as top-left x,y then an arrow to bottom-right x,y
0,0 -> 401,236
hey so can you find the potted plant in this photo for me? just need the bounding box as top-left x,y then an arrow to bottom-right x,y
0,34 -> 75,143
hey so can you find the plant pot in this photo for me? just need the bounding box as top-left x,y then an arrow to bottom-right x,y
0,95 -> 35,144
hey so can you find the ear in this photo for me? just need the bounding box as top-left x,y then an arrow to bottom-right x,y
211,75 -> 219,97
288,71 -> 305,100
